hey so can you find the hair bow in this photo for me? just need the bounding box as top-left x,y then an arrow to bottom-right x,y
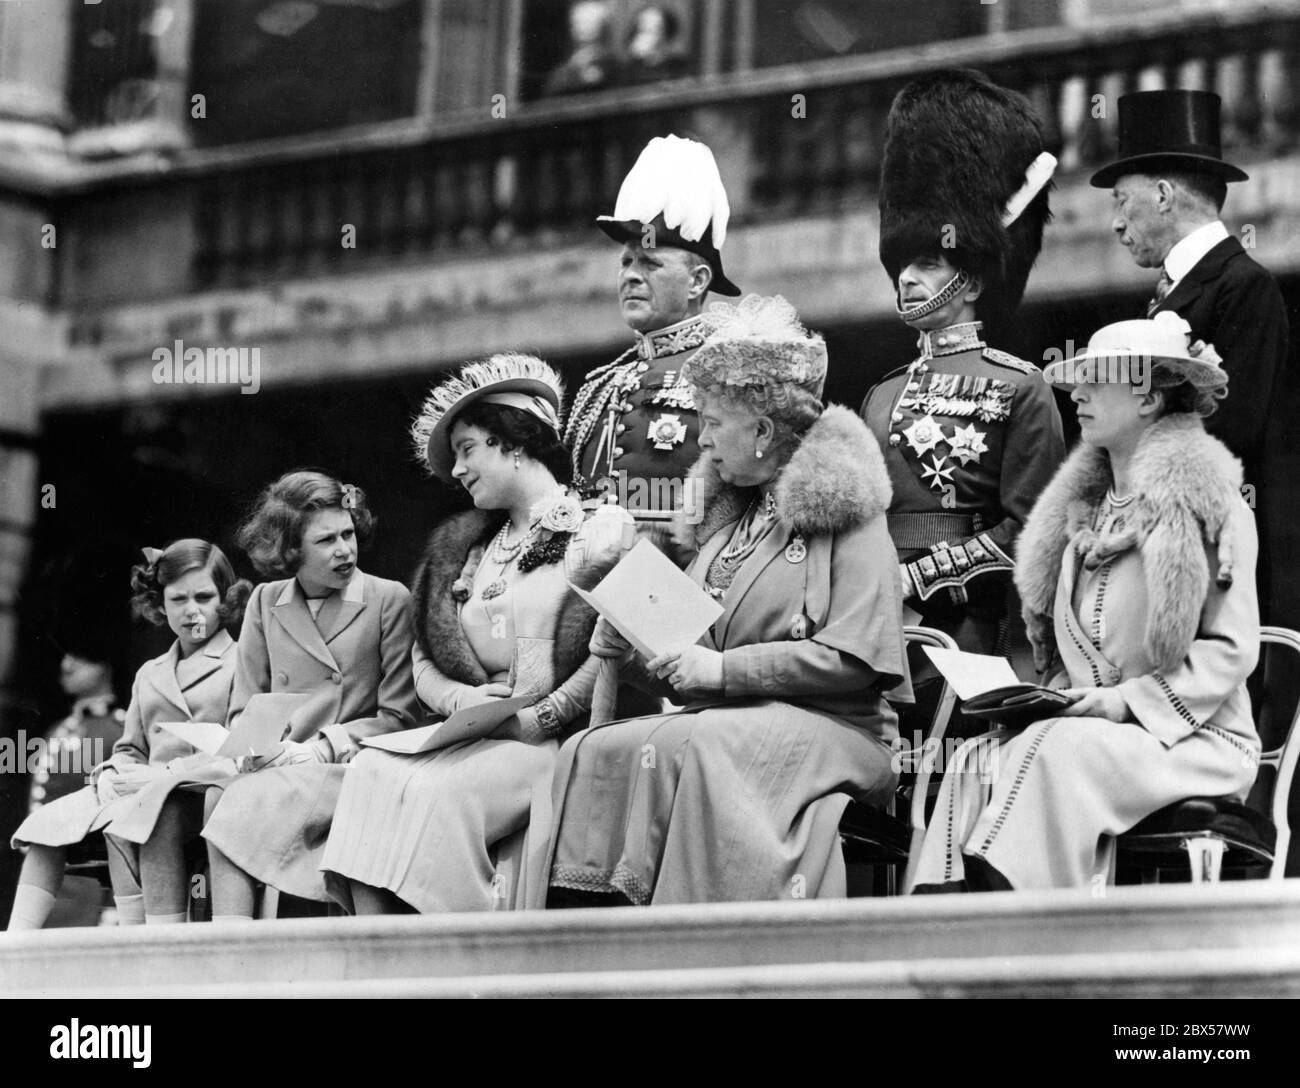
141,547 -> 165,565
341,484 -> 359,510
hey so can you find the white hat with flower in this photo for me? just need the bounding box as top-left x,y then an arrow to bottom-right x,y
1044,311 -> 1227,394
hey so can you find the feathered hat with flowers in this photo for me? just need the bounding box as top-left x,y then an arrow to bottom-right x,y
597,134 -> 741,296
683,294 -> 827,397
412,353 -> 564,482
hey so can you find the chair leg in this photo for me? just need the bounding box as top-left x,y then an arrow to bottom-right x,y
901,828 -> 925,895
1183,835 -> 1226,884
257,886 -> 281,920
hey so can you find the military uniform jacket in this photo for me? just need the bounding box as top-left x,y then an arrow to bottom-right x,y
27,697 -> 125,814
861,321 -> 1065,604
564,314 -> 709,519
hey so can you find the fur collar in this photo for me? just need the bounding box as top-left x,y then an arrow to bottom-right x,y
674,404 -> 892,548
411,509 -> 601,688
1014,414 -> 1244,673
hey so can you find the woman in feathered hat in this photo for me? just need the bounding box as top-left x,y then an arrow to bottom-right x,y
320,354 -> 634,913
912,312 -> 1261,891
539,296 -> 913,906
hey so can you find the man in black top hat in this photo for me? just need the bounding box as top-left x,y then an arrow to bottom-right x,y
1093,89 -> 1292,623
564,135 -> 740,552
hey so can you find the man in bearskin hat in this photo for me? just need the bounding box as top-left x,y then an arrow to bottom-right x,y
861,69 -> 1065,660
563,134 -> 740,555
1093,89 -> 1292,626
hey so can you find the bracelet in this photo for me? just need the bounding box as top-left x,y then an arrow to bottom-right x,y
532,697 -> 563,739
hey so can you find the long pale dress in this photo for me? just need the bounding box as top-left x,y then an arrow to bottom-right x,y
911,493 -> 1261,890
541,506 -> 911,906
321,506 -> 628,912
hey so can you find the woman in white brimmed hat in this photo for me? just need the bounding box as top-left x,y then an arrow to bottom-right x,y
320,354 -> 634,913
912,311 -> 1262,891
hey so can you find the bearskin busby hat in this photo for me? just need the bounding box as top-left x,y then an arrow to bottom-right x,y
878,69 -> 1056,323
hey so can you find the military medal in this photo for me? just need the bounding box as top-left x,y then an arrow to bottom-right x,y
920,455 -> 956,490
648,413 -> 688,450
976,382 -> 1014,422
649,371 -> 695,410
947,423 -> 990,466
902,415 -> 945,456
784,535 -> 807,564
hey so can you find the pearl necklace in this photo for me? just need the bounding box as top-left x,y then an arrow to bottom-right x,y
482,521 -> 530,601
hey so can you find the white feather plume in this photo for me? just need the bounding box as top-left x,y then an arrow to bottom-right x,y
1002,151 -> 1058,228
610,135 -> 731,248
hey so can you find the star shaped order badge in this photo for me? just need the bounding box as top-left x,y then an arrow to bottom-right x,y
948,423 -> 989,466
920,455 -> 956,490
902,415 -> 945,456
648,413 -> 688,450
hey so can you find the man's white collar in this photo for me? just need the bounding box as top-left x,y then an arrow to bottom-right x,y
1164,220 -> 1229,285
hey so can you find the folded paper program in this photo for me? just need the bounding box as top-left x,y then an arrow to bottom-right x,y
159,692 -> 313,758
362,694 -> 536,756
568,538 -> 722,659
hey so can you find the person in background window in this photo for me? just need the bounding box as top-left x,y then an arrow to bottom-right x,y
543,0 -> 615,97
617,4 -> 690,86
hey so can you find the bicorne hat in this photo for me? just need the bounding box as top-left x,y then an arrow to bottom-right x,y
878,69 -> 1056,323
597,135 -> 741,297
1090,90 -> 1248,189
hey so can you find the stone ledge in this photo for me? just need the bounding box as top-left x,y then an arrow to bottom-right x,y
3,881 -> 1298,995
16,947 -> 1300,1000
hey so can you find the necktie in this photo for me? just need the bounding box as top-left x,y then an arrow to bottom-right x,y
1146,267 -> 1174,317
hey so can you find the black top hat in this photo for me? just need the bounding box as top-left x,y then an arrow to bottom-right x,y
1090,90 -> 1248,188
597,213 -> 741,297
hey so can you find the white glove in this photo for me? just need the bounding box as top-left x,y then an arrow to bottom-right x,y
95,769 -> 124,804
590,617 -> 632,659
242,739 -> 327,773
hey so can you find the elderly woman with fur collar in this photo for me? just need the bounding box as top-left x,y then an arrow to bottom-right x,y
912,313 -> 1261,892
321,355 -> 633,913
538,295 -> 913,906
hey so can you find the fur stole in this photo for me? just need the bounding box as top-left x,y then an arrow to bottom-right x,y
673,404 -> 893,549
1014,413 -> 1244,673
411,508 -> 604,687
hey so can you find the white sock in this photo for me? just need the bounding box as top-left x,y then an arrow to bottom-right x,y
145,912 -> 187,925
113,894 -> 145,926
7,885 -> 57,930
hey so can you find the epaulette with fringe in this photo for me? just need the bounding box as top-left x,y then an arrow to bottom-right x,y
981,346 -> 1040,374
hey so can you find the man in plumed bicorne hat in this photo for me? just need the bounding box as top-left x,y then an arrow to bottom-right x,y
563,135 -> 740,556
861,70 -> 1066,659
1094,89 -> 1292,626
